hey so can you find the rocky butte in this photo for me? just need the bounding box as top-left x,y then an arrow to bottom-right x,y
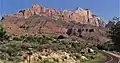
1,4 -> 107,42
8,4 -> 104,26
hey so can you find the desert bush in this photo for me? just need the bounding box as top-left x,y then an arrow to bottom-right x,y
0,24 -> 9,41
0,35 -> 91,62
57,35 -> 65,39
97,43 -> 115,51
40,60 -> 55,63
24,36 -> 37,42
13,37 -> 22,41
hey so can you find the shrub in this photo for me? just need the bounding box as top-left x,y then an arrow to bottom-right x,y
40,60 -> 55,63
57,35 -> 65,39
0,24 -> 9,41
13,37 -> 22,41
97,43 -> 115,51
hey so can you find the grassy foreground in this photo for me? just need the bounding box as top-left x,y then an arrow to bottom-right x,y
39,53 -> 105,63
0,35 -> 106,63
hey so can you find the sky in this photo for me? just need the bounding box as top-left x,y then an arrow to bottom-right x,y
0,0 -> 120,22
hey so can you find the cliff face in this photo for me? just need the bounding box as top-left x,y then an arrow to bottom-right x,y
1,4 -> 106,39
9,4 -> 103,27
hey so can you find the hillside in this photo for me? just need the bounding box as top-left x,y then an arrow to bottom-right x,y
1,4 -> 108,42
0,4 -> 112,63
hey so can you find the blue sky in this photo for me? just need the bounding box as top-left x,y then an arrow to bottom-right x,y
0,0 -> 120,22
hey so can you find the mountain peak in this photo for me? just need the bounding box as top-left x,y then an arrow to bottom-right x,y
32,4 -> 40,7
75,7 -> 84,11
5,4 -> 104,27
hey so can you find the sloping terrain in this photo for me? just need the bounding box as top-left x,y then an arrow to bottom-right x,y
0,35 -> 105,63
0,4 -> 111,63
2,15 -> 68,36
1,4 -> 108,42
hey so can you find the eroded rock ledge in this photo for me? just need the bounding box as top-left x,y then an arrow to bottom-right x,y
8,4 -> 104,27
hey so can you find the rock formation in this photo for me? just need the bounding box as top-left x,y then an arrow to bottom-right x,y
10,4 -> 103,27
1,4 -> 107,42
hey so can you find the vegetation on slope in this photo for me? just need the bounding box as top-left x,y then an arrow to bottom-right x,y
0,23 -> 105,63
97,17 -> 120,54
0,35 -> 105,63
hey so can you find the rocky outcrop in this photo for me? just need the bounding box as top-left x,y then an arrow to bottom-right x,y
1,4 -> 107,41
2,15 -> 68,36
66,24 -> 108,42
13,4 -> 104,27
22,50 -> 77,63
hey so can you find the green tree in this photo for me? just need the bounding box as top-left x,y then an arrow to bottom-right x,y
0,24 -> 9,41
108,17 -> 120,45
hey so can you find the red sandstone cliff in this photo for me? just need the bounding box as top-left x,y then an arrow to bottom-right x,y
9,4 -> 104,27
1,4 -> 105,36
